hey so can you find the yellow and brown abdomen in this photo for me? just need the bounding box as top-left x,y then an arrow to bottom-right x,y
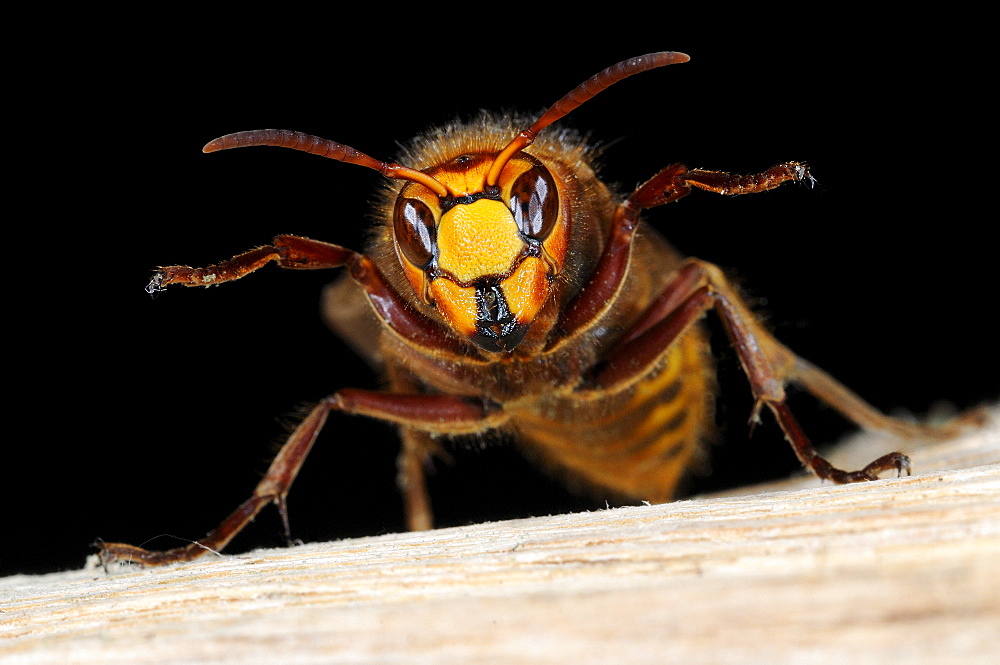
515,326 -> 714,503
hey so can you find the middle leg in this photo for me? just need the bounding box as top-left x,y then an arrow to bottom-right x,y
590,258 -> 951,485
98,389 -> 504,567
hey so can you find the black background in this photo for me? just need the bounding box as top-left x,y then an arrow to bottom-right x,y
10,24 -> 996,575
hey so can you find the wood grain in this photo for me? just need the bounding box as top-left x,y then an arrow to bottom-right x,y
2,408 -> 998,665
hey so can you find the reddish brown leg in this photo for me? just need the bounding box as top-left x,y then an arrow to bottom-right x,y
149,235 -> 469,355
396,427 -> 454,531
555,162 -> 812,343
146,235 -> 355,292
98,390 -> 503,568
768,402 -> 910,482
555,160 -> 926,484
589,257 -> 930,485
386,364 -> 454,532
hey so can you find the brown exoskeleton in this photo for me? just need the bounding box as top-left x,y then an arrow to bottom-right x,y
99,52 -> 960,567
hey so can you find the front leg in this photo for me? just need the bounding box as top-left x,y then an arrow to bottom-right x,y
554,162 -> 812,344
146,235 -> 357,292
149,235 -> 470,355
98,390 -> 504,568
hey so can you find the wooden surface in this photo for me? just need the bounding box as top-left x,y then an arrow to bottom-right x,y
3,408 -> 998,665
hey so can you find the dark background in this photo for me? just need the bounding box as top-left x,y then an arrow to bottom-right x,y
10,26 -> 995,575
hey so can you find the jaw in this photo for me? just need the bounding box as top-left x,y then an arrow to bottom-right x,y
430,259 -> 551,354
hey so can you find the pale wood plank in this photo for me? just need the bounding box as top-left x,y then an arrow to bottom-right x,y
2,407 -> 998,665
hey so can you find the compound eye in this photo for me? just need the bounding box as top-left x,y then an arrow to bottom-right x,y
509,165 -> 559,240
393,198 -> 436,269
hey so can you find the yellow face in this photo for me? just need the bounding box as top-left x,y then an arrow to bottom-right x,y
392,153 -> 568,353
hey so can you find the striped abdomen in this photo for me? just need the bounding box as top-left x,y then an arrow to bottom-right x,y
514,327 -> 714,502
